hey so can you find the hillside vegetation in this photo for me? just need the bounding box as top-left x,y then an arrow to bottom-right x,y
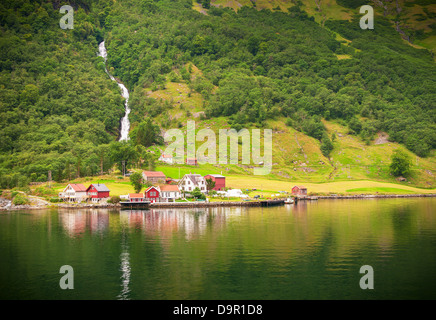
0,0 -> 435,191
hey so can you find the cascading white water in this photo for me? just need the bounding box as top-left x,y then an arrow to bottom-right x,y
98,41 -> 131,142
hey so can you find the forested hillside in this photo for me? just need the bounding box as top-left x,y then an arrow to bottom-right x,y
0,0 -> 435,189
0,0 -> 125,187
103,0 -> 435,155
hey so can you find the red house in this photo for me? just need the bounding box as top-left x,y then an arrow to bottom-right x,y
292,185 -> 307,196
204,174 -> 226,191
86,183 -> 110,202
128,193 -> 145,202
145,186 -> 160,203
186,158 -> 198,166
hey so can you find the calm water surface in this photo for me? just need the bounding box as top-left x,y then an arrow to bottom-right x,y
0,198 -> 435,299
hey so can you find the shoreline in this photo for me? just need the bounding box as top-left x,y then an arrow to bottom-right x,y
1,193 -> 435,211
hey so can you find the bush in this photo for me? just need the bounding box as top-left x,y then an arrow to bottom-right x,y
13,194 -> 30,205
107,196 -> 121,204
390,149 -> 412,177
49,197 -> 61,203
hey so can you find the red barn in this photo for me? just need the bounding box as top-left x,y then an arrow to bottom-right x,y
86,183 -> 110,202
204,174 -> 226,191
292,185 -> 307,196
145,186 -> 160,203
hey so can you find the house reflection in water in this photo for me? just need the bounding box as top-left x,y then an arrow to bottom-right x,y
120,207 -> 230,240
59,209 -> 109,237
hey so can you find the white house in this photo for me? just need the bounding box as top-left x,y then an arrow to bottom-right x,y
159,185 -> 181,202
178,174 -> 207,194
158,154 -> 173,164
59,184 -> 88,202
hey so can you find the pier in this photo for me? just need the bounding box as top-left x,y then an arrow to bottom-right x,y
120,201 -> 151,209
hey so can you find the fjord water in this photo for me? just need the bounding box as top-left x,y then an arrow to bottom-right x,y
1,198 -> 435,300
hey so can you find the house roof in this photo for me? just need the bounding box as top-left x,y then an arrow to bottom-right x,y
160,185 -> 180,192
86,183 -> 110,192
69,184 -> 87,192
129,193 -> 144,198
205,174 -> 225,178
186,158 -> 197,161
142,171 -> 166,177
145,186 -> 160,193
294,185 -> 307,189
183,174 -> 203,186
160,154 -> 172,158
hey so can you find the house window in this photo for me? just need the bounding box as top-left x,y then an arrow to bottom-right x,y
189,187 -> 191,191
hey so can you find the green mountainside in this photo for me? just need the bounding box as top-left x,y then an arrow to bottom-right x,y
0,0 -> 435,190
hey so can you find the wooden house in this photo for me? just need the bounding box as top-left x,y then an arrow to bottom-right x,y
159,185 -> 181,202
59,184 -> 88,202
86,183 -> 110,202
158,154 -> 173,164
204,174 -> 226,191
145,186 -> 160,203
142,171 -> 166,184
128,193 -> 145,202
292,185 -> 307,196
178,174 -> 207,194
186,158 -> 198,166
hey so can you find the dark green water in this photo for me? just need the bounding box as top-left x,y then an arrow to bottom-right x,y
1,198 -> 435,300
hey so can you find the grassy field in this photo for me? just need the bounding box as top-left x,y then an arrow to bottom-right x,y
225,175 -> 436,195
26,170 -> 435,202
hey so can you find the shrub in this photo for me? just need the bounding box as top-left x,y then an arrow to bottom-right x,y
108,196 -> 121,204
13,194 -> 29,205
390,149 -> 412,177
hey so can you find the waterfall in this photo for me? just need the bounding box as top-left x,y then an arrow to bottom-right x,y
97,41 -> 131,142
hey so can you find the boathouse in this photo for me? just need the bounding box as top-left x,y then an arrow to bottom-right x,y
128,193 -> 145,202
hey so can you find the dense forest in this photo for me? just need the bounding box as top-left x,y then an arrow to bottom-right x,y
0,0 -> 435,188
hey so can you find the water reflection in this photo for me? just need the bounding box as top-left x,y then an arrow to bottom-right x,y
58,209 -> 109,237
118,213 -> 131,300
120,208 -> 229,240
13,198 -> 432,299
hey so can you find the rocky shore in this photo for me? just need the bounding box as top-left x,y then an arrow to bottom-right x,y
1,194 -> 435,211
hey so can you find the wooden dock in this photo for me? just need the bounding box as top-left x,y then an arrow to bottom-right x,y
120,201 -> 151,209
260,199 -> 285,207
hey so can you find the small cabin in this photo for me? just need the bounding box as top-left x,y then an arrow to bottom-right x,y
128,193 -> 145,202
186,158 -> 198,166
142,171 -> 166,184
158,154 -> 173,164
292,185 -> 307,196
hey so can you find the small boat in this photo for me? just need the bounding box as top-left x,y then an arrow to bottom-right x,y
284,198 -> 294,204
